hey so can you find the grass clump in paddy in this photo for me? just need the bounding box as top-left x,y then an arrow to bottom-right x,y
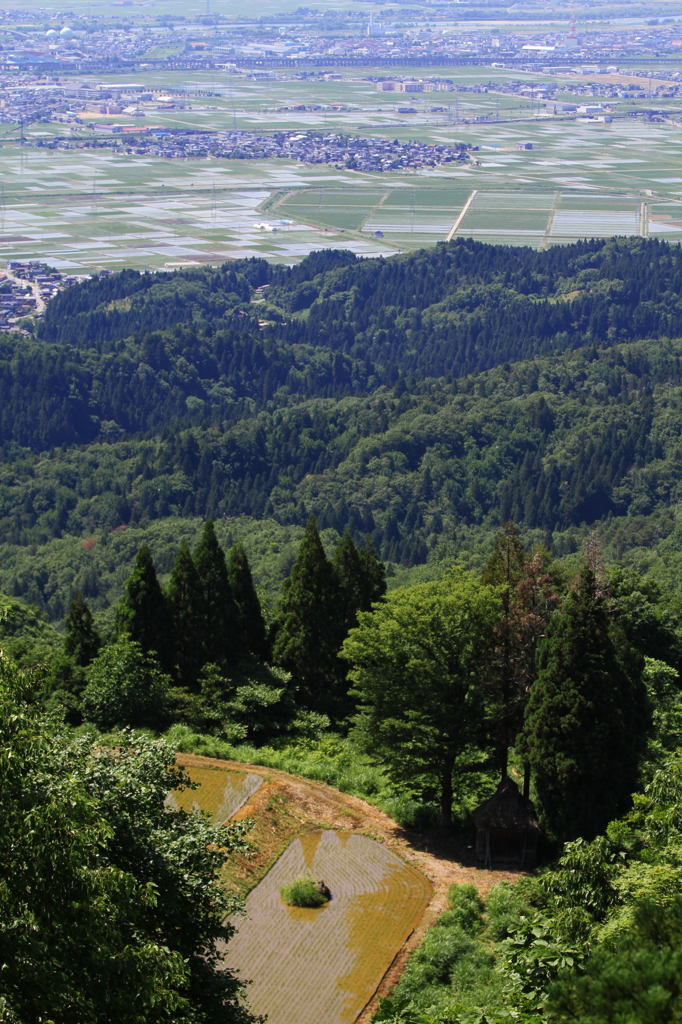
280,875 -> 331,908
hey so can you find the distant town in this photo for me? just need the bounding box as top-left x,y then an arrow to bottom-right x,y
2,3 -> 682,75
24,125 -> 473,171
0,66 -> 680,141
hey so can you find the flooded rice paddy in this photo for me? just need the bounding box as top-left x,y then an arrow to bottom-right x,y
225,829 -> 432,1024
166,764 -> 263,823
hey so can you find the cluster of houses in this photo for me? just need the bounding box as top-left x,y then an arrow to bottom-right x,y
0,261 -> 80,331
0,275 -> 36,329
28,127 -> 473,171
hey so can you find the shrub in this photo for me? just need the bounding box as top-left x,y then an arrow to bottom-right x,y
486,881 -> 531,941
442,883 -> 485,932
280,876 -> 330,908
82,636 -> 172,731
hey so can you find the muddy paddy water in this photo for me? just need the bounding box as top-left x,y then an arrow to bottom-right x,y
225,829 -> 432,1024
166,764 -> 263,822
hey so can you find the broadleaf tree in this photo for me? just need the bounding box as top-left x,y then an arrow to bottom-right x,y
0,652 -> 259,1024
82,635 -> 173,731
343,568 -> 501,826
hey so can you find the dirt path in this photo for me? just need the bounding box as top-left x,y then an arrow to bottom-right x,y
178,754 -> 527,1022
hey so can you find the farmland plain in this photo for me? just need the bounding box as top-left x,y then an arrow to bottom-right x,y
2,65 -> 682,269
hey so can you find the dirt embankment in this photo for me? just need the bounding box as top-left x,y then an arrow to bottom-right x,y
178,753 -> 527,1023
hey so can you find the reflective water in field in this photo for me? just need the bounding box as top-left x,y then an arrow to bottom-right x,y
225,829 -> 432,1024
167,764 -> 263,822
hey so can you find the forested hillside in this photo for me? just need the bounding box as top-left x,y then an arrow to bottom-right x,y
2,334 -> 682,616
6,238 -> 682,1024
3,237 -> 682,619
4,236 -> 682,450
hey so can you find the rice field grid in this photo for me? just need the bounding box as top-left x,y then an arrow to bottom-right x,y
648,202 -> 682,240
0,153 -> 395,268
276,188 -> 387,231
1,74 -> 682,268
279,185 -> 668,250
225,829 -> 432,1024
166,765 -> 263,823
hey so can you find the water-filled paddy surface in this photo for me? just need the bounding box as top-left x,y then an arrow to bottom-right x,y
1,93 -> 681,270
166,764 -> 263,823
225,829 -> 432,1024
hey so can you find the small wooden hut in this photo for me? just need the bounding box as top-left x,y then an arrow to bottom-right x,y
473,777 -> 540,870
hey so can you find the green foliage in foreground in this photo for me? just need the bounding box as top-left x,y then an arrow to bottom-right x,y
280,876 -> 329,909
23,526 -> 682,843
0,655 -> 259,1024
375,750 -> 682,1024
2,504 -> 676,844
549,898 -> 682,1024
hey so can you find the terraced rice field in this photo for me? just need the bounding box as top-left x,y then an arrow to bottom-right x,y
166,764 -> 263,823
225,829 -> 431,1024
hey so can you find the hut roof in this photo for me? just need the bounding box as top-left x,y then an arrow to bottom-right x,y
472,777 -> 540,833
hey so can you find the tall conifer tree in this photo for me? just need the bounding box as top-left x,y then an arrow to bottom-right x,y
194,521 -> 239,667
226,542 -> 268,660
520,564 -> 649,843
64,591 -> 101,667
273,515 -> 343,718
358,536 -> 387,610
482,522 -> 528,779
116,544 -> 172,674
333,529 -> 365,636
167,541 -> 205,689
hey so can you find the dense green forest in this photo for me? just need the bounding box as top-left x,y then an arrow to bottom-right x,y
2,332 -> 682,619
3,238 -> 682,622
5,237 -> 682,1023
